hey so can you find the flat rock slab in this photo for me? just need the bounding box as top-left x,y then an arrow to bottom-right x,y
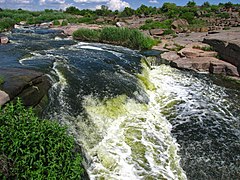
178,47 -> 217,58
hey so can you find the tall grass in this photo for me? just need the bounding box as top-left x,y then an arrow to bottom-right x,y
73,28 -> 101,41
73,27 -> 157,50
0,99 -> 84,179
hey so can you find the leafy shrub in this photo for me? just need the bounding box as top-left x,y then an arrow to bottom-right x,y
163,29 -> 175,35
217,12 -> 230,19
0,18 -> 16,31
180,12 -> 195,24
73,27 -> 157,50
77,17 -> 96,24
0,99 -> 84,179
73,28 -> 100,41
61,20 -> 68,26
223,27 -> 231,30
53,20 -> 60,26
100,27 -> 157,49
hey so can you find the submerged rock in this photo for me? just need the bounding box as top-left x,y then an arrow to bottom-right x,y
0,36 -> 9,44
0,68 -> 51,107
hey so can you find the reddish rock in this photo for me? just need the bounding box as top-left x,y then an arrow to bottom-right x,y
178,47 -> 217,58
170,57 -> 239,76
171,19 -> 189,29
149,29 -> 164,36
170,57 -> 211,72
210,60 -> 239,76
161,51 -> 180,61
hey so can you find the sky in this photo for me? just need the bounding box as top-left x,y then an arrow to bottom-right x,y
0,0 -> 239,11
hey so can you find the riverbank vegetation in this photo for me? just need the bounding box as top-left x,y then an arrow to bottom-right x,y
0,2 -> 239,32
73,27 -> 157,50
0,99 -> 84,179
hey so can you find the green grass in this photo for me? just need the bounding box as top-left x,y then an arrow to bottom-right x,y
0,76 -> 4,85
73,28 -> 101,41
193,45 -> 213,51
73,27 -> 157,50
0,99 -> 84,179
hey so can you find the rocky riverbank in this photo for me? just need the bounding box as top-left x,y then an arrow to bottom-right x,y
0,68 -> 51,111
153,27 -> 240,78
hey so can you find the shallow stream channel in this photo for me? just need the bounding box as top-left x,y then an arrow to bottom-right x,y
1,28 -> 240,180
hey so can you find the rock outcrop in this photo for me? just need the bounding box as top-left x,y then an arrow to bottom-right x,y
178,47 -> 217,58
203,36 -> 240,74
161,52 -> 239,77
0,68 -> 51,107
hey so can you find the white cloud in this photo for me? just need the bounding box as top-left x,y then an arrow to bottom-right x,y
0,0 -> 5,2
107,0 -> 129,11
74,0 -> 108,3
149,0 -> 158,3
40,0 -> 65,5
10,0 -> 32,3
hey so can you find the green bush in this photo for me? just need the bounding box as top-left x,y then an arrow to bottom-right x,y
0,17 -> 16,31
73,28 -> 101,41
217,12 -> 230,19
100,27 -> 157,49
0,99 -> 84,179
53,20 -> 60,26
61,20 -> 68,26
180,12 -> 195,24
73,27 -> 157,50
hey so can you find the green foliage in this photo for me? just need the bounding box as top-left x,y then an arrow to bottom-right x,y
77,17 -> 96,24
73,27 -> 157,50
187,1 -> 197,7
0,99 -> 84,179
163,29 -> 175,35
189,19 -> 206,27
120,7 -> 135,17
61,20 -> 68,26
65,6 -> 81,15
217,12 -> 230,19
53,20 -> 60,26
0,17 -> 16,31
202,1 -> 211,8
73,28 -> 100,41
0,76 -> 4,85
180,12 -> 195,24
161,3 -> 177,13
223,27 -> 231,30
193,45 -> 213,51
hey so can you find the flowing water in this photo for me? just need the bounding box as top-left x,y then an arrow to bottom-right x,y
1,28 -> 240,179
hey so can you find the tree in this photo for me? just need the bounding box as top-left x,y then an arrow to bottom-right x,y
135,4 -> 150,16
121,7 -> 135,17
202,1 -> 210,8
161,3 -> 177,13
187,1 -> 196,7
224,1 -> 233,9
65,6 -> 81,15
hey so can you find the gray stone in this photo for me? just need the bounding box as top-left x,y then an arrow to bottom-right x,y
0,90 -> 10,106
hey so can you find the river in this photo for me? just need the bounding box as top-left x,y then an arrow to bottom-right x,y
1,28 -> 240,180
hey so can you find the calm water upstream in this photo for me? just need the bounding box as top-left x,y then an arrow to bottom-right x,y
1,28 -> 240,180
